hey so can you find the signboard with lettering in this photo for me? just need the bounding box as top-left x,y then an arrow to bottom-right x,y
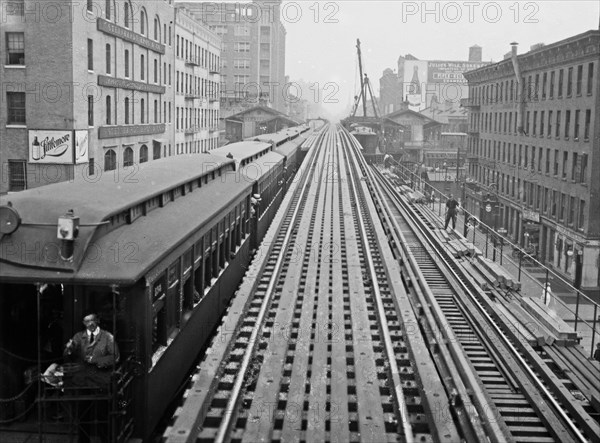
427,61 -> 489,84
29,130 -> 80,164
152,272 -> 167,304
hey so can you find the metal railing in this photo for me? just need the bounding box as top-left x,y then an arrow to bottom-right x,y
386,158 -> 600,358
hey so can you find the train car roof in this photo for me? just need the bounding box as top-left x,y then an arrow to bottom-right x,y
0,154 -> 246,283
211,140 -> 272,161
239,151 -> 285,180
274,136 -> 306,157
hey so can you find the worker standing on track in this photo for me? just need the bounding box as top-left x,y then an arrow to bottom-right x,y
444,194 -> 459,231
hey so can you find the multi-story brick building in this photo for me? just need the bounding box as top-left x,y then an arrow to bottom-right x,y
0,0 -> 178,194
175,0 -> 286,114
174,6 -> 220,154
464,30 -> 599,292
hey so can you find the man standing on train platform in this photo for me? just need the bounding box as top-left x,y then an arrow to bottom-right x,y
444,194 -> 460,231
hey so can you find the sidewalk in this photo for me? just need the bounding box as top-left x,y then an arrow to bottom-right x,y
425,200 -> 598,356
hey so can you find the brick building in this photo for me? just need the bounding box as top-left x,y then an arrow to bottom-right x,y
174,6 -> 221,154
463,30 -> 600,292
175,1 -> 286,114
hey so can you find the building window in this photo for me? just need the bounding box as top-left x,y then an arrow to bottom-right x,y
532,111 -> 537,136
124,49 -> 129,77
106,44 -> 111,74
154,59 -> 158,83
89,158 -> 95,176
553,149 -> 559,176
576,65 -> 583,95
567,67 -> 573,96
87,0 -> 93,11
87,39 -> 93,70
549,71 -> 555,98
558,69 -> 563,97
105,0 -> 111,19
541,72 -> 547,99
88,95 -> 94,126
140,9 -> 146,35
124,2 -> 130,28
547,110 -> 552,136
163,24 -> 166,44
572,153 -> 578,181
569,196 -> 575,225
140,145 -> 148,163
124,97 -> 129,124
154,17 -> 160,41
154,100 -> 158,123
123,147 -> 134,167
580,154 -> 588,184
555,110 -> 561,137
154,143 -> 161,160
539,111 -> 544,136
104,149 -> 116,171
140,54 -> 145,80
579,200 -> 585,229
234,42 -> 250,53
106,95 -> 111,124
169,25 -> 172,46
587,63 -> 594,95
574,110 -> 580,140
5,32 -> 25,65
564,110 -> 570,138
562,151 -> 568,178
6,91 -> 26,125
8,160 -> 27,191
141,98 -> 145,123
584,109 -> 591,140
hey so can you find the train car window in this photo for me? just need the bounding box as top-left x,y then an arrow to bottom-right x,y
167,259 -> 181,331
194,237 -> 203,266
183,248 -> 192,278
152,273 -> 168,353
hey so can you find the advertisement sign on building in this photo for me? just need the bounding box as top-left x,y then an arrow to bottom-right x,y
400,60 -> 489,110
28,130 -> 89,164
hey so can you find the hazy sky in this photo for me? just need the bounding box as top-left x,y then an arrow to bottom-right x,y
282,1 -> 600,118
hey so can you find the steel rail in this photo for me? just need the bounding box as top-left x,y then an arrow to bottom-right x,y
337,126 -> 414,443
371,165 -> 589,442
213,125 -> 331,443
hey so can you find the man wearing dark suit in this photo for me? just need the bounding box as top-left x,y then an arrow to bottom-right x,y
64,313 -> 119,443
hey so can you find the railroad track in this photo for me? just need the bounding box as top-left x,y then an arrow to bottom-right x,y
165,124 -> 598,443
362,139 -> 598,442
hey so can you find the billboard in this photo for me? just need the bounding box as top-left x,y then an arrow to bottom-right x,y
401,60 -> 488,110
28,130 -> 89,164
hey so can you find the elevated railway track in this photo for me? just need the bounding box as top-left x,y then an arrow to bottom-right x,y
164,124 -> 599,443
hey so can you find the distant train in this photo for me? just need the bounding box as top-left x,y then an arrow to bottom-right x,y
0,125 -> 311,441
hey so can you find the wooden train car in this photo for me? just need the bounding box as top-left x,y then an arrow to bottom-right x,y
0,153 -> 282,441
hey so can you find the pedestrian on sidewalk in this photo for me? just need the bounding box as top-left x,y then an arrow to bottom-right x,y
444,194 -> 459,231
541,282 -> 557,313
593,343 -> 600,363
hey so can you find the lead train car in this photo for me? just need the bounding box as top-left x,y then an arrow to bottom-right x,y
0,154 -> 274,441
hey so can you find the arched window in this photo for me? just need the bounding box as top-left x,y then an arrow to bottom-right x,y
124,97 -> 129,124
140,9 -> 146,35
154,17 -> 160,41
124,49 -> 129,77
140,54 -> 145,80
106,95 -> 111,124
105,0 -> 111,20
123,147 -> 134,167
140,98 -> 145,123
104,149 -> 116,171
140,145 -> 148,163
124,2 -> 130,28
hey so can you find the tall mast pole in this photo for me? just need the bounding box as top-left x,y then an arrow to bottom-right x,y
356,39 -> 367,117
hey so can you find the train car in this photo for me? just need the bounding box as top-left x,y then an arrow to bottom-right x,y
211,141 -> 286,249
0,154 -> 269,441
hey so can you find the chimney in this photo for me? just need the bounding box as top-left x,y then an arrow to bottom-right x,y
469,45 -> 482,62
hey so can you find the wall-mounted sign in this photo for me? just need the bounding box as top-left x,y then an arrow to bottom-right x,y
74,130 -> 89,164
29,130 -> 88,164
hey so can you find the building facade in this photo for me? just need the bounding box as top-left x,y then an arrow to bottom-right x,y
174,6 -> 220,154
1,0 -> 176,194
464,30 -> 600,292
175,1 -> 286,115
